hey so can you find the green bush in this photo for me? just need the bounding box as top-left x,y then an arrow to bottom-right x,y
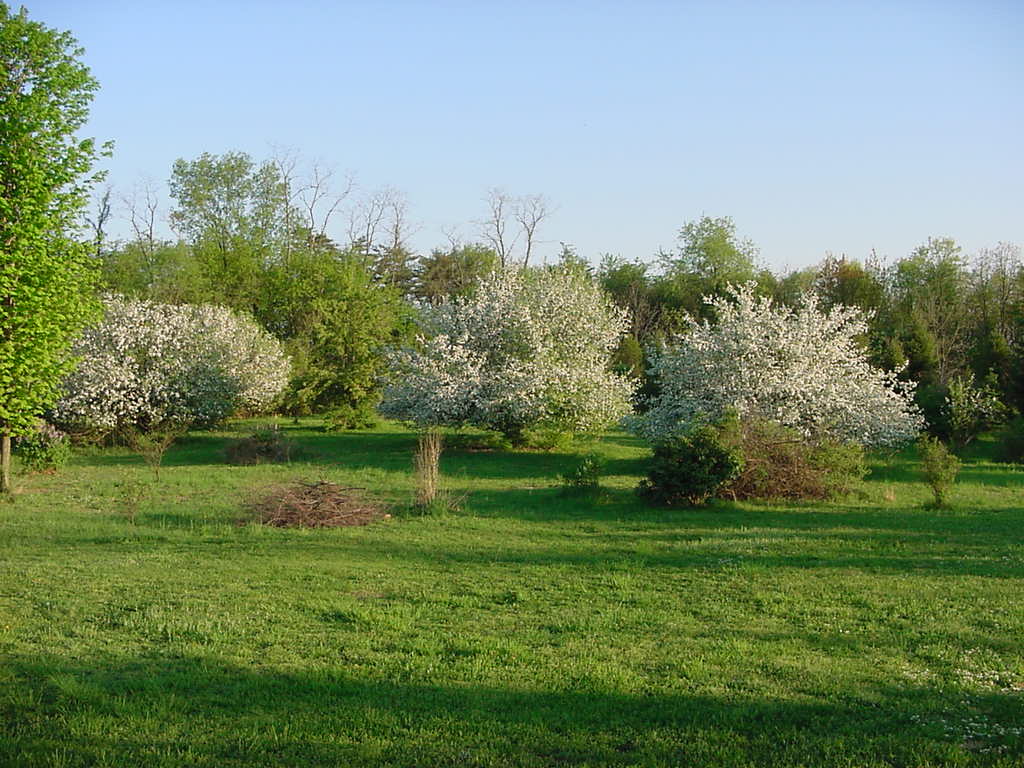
446,432 -> 512,452
560,452 -> 605,494
945,375 -> 1007,450
15,421 -> 71,473
996,416 -> 1024,464
325,401 -> 380,431
918,435 -> 960,508
638,426 -> 743,507
520,427 -> 574,452
806,440 -> 869,497
915,383 -> 950,440
611,335 -> 644,378
225,425 -> 295,465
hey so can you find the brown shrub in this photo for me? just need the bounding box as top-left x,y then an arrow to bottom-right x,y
719,419 -> 866,501
225,425 -> 295,465
246,481 -> 388,528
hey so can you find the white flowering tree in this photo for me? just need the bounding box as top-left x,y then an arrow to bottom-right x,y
381,267 -> 634,443
53,297 -> 290,433
633,284 -> 922,449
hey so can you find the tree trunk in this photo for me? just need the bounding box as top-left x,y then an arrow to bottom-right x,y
1,434 -> 11,494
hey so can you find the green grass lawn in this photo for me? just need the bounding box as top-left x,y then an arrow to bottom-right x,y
1,420 -> 1022,767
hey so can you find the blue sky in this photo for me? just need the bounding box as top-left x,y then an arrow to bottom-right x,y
28,0 -> 1024,271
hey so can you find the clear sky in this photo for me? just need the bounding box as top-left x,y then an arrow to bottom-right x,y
25,0 -> 1024,271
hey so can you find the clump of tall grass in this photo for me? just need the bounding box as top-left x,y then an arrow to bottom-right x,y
412,429 -> 461,514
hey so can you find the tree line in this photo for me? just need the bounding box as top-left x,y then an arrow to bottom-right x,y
90,151 -> 1024,435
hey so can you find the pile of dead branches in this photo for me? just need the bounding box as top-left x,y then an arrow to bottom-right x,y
246,481 -> 388,528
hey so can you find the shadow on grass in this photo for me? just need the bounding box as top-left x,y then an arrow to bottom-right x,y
76,431 -> 420,471
956,467 -> 1024,487
82,486 -> 1022,579
3,653 -> 1017,767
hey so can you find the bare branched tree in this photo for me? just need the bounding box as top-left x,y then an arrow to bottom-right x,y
383,192 -> 419,254
85,184 -> 113,258
271,147 -> 354,254
973,242 -> 1022,338
478,189 -> 554,267
301,161 -> 354,244
122,179 -> 164,289
348,186 -> 401,258
478,188 -> 519,268
441,224 -> 463,251
513,193 -> 552,267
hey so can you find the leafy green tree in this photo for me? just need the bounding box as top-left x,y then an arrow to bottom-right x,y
98,240 -> 199,302
168,151 -> 290,310
903,313 -> 941,386
259,247 -> 407,426
1008,311 -> 1024,413
971,323 -> 1013,395
890,237 -> 970,383
371,242 -> 417,296
598,255 -> 671,343
814,255 -> 885,313
769,266 -> 817,308
0,5 -> 106,492
659,215 -> 759,316
413,243 -> 498,302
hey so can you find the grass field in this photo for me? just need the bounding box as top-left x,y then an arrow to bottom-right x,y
1,420 -> 1022,767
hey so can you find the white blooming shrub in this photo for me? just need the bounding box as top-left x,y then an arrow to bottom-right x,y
53,297 -> 290,432
632,284 -> 923,449
381,267 -> 634,441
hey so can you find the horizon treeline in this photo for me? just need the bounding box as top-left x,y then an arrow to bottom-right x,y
86,150 -> 1024,431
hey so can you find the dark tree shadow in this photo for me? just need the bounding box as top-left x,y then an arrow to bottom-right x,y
3,653 -> 1018,767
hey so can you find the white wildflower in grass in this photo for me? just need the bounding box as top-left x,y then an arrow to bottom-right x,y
381,267 -> 634,441
632,283 -> 923,449
53,297 -> 290,432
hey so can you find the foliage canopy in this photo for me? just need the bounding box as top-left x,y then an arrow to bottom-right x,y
0,4 -> 106,489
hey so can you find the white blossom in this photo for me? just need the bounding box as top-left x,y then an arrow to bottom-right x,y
381,268 -> 634,437
632,283 -> 923,449
53,297 -> 291,431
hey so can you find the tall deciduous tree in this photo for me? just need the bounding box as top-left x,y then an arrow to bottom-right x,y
0,5 -> 106,492
659,215 -> 760,317
167,151 -> 288,310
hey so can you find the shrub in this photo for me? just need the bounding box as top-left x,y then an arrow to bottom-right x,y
915,383 -> 951,439
225,424 -> 295,465
520,427 -> 574,452
996,416 -> 1024,464
945,375 -> 1007,450
14,421 -> 71,473
560,452 -> 605,494
53,297 -> 290,434
324,401 -> 379,431
918,435 -> 960,507
122,422 -> 188,481
632,284 -> 922,450
638,426 -> 743,507
382,267 -> 634,444
719,419 -> 867,501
